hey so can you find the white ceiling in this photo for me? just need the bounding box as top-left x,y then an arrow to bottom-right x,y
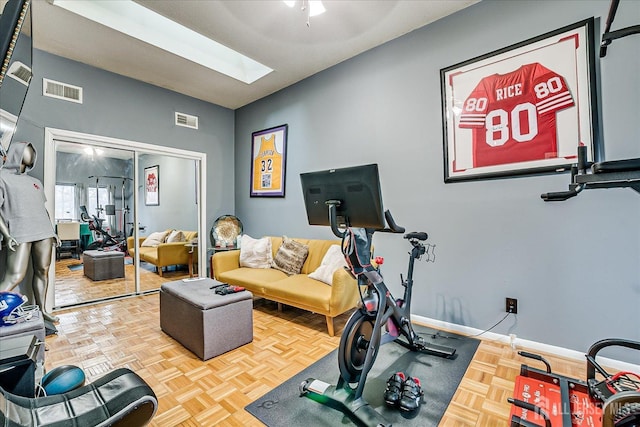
31,0 -> 478,110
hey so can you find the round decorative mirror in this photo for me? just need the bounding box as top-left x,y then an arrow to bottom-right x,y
210,215 -> 243,248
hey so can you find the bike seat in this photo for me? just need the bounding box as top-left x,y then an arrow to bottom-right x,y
404,232 -> 428,241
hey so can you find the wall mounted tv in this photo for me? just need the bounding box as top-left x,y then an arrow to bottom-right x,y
300,163 -> 385,229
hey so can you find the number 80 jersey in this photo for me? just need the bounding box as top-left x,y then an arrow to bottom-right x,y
458,62 -> 574,168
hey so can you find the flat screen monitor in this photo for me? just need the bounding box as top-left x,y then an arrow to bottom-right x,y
300,163 -> 384,229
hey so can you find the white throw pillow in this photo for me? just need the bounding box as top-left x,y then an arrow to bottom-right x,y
166,230 -> 186,243
239,235 -> 273,268
141,230 -> 170,247
308,245 -> 347,285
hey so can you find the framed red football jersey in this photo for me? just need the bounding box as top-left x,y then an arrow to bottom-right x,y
441,18 -> 599,182
459,62 -> 575,167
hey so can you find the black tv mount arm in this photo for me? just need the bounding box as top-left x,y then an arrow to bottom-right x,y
326,200 -> 345,238
600,0 -> 640,57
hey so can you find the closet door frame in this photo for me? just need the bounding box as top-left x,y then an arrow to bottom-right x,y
43,127 -> 207,311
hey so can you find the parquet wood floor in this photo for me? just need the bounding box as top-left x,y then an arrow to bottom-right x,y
46,294 -> 588,426
53,257 -> 188,307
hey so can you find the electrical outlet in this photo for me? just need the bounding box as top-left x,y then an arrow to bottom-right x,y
506,297 -> 518,314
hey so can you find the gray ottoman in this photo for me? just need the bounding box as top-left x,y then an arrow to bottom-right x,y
83,250 -> 125,281
160,279 -> 253,360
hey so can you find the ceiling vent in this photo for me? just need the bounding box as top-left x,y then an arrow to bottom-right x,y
43,78 -> 83,104
175,112 -> 198,129
7,61 -> 32,86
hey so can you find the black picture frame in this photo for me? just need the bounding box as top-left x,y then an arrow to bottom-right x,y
440,18 -> 599,182
144,165 -> 159,206
250,124 -> 288,197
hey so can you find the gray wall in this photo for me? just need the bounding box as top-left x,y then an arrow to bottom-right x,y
235,0 -> 640,357
137,153 -> 198,234
14,48 -> 235,231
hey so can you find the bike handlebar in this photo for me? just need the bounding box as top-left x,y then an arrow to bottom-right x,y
383,210 -> 405,233
327,204 -> 406,238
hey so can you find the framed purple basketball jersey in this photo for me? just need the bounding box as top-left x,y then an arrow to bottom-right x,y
250,124 -> 288,197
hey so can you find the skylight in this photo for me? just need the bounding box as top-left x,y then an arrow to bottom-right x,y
51,0 -> 273,84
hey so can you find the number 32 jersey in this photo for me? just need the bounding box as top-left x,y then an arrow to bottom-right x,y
253,134 -> 283,192
458,62 -> 574,167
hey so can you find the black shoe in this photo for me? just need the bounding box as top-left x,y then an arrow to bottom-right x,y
383,372 -> 406,407
399,376 -> 423,412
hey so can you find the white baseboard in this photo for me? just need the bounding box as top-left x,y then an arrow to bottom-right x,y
412,314 -> 640,374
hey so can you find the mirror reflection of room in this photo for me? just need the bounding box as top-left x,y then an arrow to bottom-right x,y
53,142 -> 200,308
53,141 -> 136,307
128,154 -> 199,279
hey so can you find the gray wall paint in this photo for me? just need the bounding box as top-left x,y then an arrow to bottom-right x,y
235,0 -> 640,357
138,154 -> 198,234
14,48 -> 235,232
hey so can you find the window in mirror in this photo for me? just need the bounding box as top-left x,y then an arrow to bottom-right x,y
55,184 -> 76,221
87,186 -> 110,218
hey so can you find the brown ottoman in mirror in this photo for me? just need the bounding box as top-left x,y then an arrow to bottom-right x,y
160,278 -> 253,360
83,250 -> 125,281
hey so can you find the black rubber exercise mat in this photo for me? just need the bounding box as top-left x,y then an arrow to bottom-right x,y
245,325 -> 480,426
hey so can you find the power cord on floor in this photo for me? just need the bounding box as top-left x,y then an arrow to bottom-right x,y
469,312 -> 512,338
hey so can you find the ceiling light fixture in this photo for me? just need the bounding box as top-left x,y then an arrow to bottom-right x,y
283,0 -> 326,27
51,0 -> 273,84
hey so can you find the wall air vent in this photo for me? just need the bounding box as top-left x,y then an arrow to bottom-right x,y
175,112 -> 198,129
43,78 -> 83,104
7,61 -> 32,86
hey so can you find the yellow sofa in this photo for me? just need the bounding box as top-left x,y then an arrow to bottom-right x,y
213,236 -> 360,336
127,231 -> 197,276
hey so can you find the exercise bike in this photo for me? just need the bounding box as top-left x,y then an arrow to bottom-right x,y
80,205 -> 127,252
299,204 -> 456,427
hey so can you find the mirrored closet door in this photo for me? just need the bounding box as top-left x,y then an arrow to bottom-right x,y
133,153 -> 199,290
45,129 -> 206,311
53,141 -> 137,307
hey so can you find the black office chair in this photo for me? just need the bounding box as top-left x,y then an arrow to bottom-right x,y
0,368 -> 157,426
